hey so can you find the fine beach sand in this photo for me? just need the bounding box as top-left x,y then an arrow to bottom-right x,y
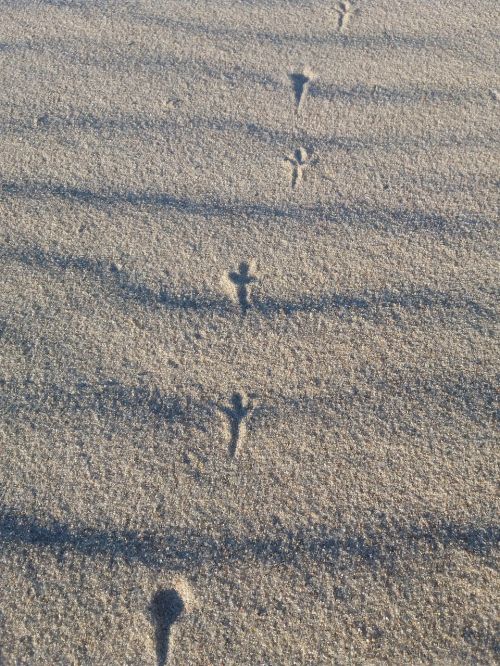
0,0 -> 498,663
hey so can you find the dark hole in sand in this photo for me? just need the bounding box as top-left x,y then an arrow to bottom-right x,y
151,589 -> 185,666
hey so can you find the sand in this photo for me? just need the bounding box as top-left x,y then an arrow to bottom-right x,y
0,0 -> 498,663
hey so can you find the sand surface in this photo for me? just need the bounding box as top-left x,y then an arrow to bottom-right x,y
0,0 -> 499,664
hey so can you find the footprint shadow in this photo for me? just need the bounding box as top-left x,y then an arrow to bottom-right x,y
289,71 -> 310,109
151,589 -> 185,666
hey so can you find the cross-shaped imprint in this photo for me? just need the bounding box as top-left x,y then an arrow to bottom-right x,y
335,0 -> 359,32
285,147 -> 317,190
228,260 -> 257,314
221,392 -> 255,457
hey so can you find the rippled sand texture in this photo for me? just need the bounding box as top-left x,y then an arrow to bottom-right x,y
0,0 -> 498,664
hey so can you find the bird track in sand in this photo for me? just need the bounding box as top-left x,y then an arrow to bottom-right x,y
227,260 -> 258,315
335,0 -> 360,32
289,67 -> 315,114
220,391 -> 255,458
